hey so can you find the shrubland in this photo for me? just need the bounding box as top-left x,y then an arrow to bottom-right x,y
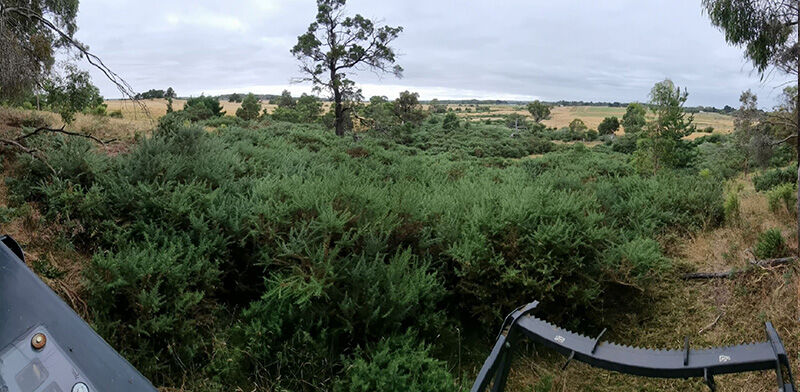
4,105 -> 726,390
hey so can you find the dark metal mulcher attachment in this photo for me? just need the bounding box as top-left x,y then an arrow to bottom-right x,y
471,301 -> 796,392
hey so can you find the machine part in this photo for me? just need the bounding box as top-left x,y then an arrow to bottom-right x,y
0,235 -> 157,392
30,334 -> 46,350
471,301 -> 797,392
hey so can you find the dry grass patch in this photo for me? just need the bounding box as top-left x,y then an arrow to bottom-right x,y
507,174 -> 799,392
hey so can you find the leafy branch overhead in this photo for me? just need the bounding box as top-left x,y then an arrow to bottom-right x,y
291,0 -> 403,136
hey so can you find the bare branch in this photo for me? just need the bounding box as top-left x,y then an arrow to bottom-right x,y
18,126 -> 117,145
2,6 -> 152,122
771,132 -> 797,145
0,138 -> 56,175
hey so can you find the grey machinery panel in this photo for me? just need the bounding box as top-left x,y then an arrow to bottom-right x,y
0,235 -> 157,392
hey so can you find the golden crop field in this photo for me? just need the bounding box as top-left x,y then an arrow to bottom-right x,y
106,99 -> 734,140
105,98 -> 280,119
450,104 -> 734,135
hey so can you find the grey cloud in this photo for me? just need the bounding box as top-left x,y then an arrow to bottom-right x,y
74,0 -> 789,107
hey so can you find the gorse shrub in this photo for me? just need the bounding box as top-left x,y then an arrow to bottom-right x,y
767,183 -> 796,215
754,228 -> 788,259
724,191 -> 741,224
334,333 -> 457,392
7,120 -> 725,390
753,164 -> 797,192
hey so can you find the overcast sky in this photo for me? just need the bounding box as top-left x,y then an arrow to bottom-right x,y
72,0 -> 793,108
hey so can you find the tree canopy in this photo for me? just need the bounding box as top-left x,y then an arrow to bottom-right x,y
622,103 -> 647,134
291,0 -> 403,136
0,0 -> 79,102
527,100 -> 551,123
598,116 -> 620,135
703,0 -> 798,75
236,93 -> 261,121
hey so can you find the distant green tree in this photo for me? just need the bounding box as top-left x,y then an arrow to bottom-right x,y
274,90 -> 295,108
229,93 -> 242,103
442,112 -> 460,130
505,113 -> 529,131
569,118 -> 587,132
526,100 -> 551,123
139,89 -> 165,99
393,91 -> 425,125
236,93 -> 261,120
295,93 -> 323,123
634,80 -> 695,173
166,97 -> 174,114
597,116 -> 620,135
291,0 -> 403,136
165,87 -> 176,99
428,98 -> 447,113
622,103 -> 647,134
44,64 -> 104,124
363,95 -> 397,132
183,95 -> 224,120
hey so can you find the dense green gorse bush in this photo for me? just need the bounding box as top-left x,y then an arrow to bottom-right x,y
6,119 -> 724,390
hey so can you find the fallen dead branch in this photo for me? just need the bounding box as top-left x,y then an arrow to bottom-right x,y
1,125 -> 117,175
682,271 -> 737,280
683,255 -> 797,280
749,256 -> 797,268
0,137 -> 56,174
698,312 -> 724,334
18,126 -> 117,145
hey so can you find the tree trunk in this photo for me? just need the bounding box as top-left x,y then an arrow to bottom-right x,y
334,93 -> 344,137
796,18 -> 799,253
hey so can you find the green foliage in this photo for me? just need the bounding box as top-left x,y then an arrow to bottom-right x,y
754,228 -> 788,259
228,92 -> 242,103
634,80 -> 695,173
292,0 -> 403,135
568,118 -> 587,132
270,93 -> 322,124
767,183 -> 796,215
0,0 -> 80,102
8,120 -> 724,390
44,64 -> 104,124
442,112 -> 460,130
724,191 -> 740,224
527,100 -> 551,123
85,229 -> 221,379
753,164 -> 798,192
694,137 -> 745,179
243,250 -> 445,388
394,91 -> 426,125
703,0 -> 796,74
611,134 -> 638,154
597,116 -> 620,135
428,98 -> 447,114
235,93 -> 261,121
273,89 -> 295,108
621,103 -> 647,134
296,93 -> 323,122
334,333 -> 456,392
505,113 -> 529,131
136,89 -> 166,99
183,95 -> 224,120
